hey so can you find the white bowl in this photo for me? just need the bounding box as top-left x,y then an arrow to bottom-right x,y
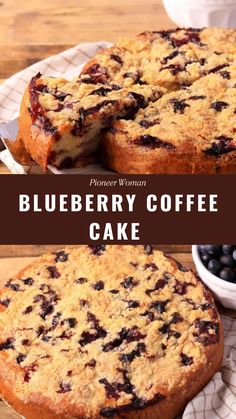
162,0 -> 236,28
192,245 -> 236,310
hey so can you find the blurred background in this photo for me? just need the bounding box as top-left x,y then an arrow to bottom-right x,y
1,0 -> 236,86
0,0 -> 173,84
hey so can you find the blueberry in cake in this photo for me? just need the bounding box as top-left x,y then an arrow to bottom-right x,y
104,63 -> 236,173
0,246 -> 223,418
18,75 -> 163,170
81,28 -> 236,92
17,28 -> 236,172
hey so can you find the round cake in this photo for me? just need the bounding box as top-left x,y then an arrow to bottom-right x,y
81,28 -> 236,92
0,246 -> 223,419
18,73 -> 162,170
104,64 -> 236,174
17,27 -> 236,173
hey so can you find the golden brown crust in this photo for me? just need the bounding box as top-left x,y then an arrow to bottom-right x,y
0,341 -> 223,419
17,28 -> 236,172
0,246 -> 223,419
17,73 -> 164,171
0,328 -> 224,419
17,87 -> 54,171
103,132 -> 194,174
103,130 -> 236,174
103,61 -> 236,174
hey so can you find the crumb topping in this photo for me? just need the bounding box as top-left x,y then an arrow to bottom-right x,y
23,28 -> 236,170
0,246 -> 221,417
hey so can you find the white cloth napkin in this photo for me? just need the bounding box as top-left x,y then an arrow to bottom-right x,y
0,42 -> 236,418
183,315 -> 236,418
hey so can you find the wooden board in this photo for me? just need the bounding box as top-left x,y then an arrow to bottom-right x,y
0,245 -> 191,258
0,0 -> 173,174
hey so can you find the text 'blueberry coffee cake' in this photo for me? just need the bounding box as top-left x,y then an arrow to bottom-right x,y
0,246 -> 223,419
17,28 -> 236,173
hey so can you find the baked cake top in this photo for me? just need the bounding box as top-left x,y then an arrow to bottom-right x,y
81,28 -> 236,91
108,63 -> 236,157
0,246 -> 222,418
19,27 -> 236,170
29,74 -> 165,133
28,27 -> 236,138
25,73 -> 165,169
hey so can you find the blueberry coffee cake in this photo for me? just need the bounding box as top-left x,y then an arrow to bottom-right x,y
18,74 -> 164,170
0,246 -> 223,418
104,63 -> 236,173
81,28 -> 236,92
17,27 -> 236,172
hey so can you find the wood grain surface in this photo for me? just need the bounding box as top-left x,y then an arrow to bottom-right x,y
0,0 -> 173,174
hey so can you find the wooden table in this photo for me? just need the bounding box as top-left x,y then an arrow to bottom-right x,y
0,0 -> 174,174
0,244 -> 235,417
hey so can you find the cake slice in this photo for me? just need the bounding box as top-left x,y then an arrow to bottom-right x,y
104,64 -> 236,173
17,73 -> 165,170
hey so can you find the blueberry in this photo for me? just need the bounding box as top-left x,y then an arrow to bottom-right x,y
207,259 -> 221,275
198,245 -> 208,253
220,254 -> 235,267
201,253 -> 211,266
16,354 -> 26,364
211,101 -> 229,112
93,281 -> 104,291
180,352 -> 193,366
222,245 -> 234,255
57,382 -> 71,393
232,250 -> 236,261
205,245 -> 221,255
219,267 -> 236,283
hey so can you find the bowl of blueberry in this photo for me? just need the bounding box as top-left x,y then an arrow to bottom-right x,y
192,245 -> 236,310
